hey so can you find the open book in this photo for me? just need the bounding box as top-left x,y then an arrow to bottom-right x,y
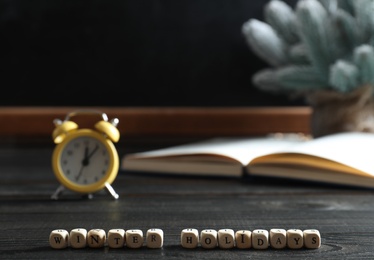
121,132 -> 374,188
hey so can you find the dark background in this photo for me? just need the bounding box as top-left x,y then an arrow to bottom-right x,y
0,0 -> 303,107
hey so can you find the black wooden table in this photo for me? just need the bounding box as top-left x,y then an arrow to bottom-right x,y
1,139 -> 374,259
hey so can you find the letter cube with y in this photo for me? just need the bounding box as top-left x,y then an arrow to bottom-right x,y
270,228 -> 287,249
235,230 -> 252,249
126,229 -> 144,248
218,229 -> 235,249
252,229 -> 269,249
107,229 -> 125,248
287,229 -> 303,249
49,229 -> 69,249
303,229 -> 321,249
200,229 -> 218,249
87,229 -> 106,248
146,228 -> 164,248
181,228 -> 199,249
69,228 -> 87,249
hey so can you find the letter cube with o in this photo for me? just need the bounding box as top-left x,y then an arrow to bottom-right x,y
303,229 -> 321,249
252,229 -> 269,249
49,229 -> 69,249
200,229 -> 218,249
87,229 -> 106,248
69,228 -> 87,249
287,229 -> 304,249
146,228 -> 164,248
126,229 -> 144,248
107,229 -> 125,248
235,230 -> 252,249
218,229 -> 235,249
181,228 -> 199,249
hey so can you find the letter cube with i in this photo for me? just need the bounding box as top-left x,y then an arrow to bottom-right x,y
252,229 -> 269,249
126,229 -> 144,248
87,229 -> 106,248
107,229 -> 125,248
69,228 -> 87,249
146,228 -> 164,248
235,230 -> 252,249
200,229 -> 218,249
269,228 -> 287,249
303,229 -> 321,249
181,228 -> 199,249
287,229 -> 303,249
49,229 -> 69,249
218,229 -> 235,249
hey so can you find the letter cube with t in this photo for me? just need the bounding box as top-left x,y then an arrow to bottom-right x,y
107,229 -> 125,248
200,229 -> 218,249
87,229 -> 106,248
252,229 -> 269,249
126,229 -> 144,248
235,230 -> 252,249
69,228 -> 87,249
218,229 -> 235,249
49,229 -> 69,249
287,229 -> 303,249
181,228 -> 199,249
303,229 -> 321,249
146,228 -> 164,248
270,228 -> 287,249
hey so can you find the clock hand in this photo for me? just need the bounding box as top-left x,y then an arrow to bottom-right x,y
76,146 -> 89,181
82,145 -> 99,166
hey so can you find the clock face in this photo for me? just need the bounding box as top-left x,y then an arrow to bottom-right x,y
59,135 -> 111,186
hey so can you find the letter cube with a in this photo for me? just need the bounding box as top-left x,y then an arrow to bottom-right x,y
69,228 -> 87,249
87,229 -> 106,248
181,228 -> 199,249
252,229 -> 269,249
235,230 -> 252,249
146,228 -> 164,248
218,229 -> 235,249
107,229 -> 125,248
287,229 -> 303,249
303,229 -> 321,249
49,229 -> 69,249
126,229 -> 144,248
200,229 -> 218,249
269,228 -> 287,249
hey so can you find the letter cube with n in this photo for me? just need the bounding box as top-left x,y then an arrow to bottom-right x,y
146,228 -> 164,248
287,229 -> 303,249
69,228 -> 87,249
252,229 -> 269,249
49,229 -> 69,249
107,229 -> 125,248
181,228 -> 199,248
87,229 -> 106,248
126,229 -> 144,248
218,229 -> 235,249
200,229 -> 218,249
303,229 -> 321,249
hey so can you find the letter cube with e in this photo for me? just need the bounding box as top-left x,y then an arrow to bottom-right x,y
181,228 -> 199,249
87,229 -> 106,248
303,229 -> 321,249
146,228 -> 164,248
69,228 -> 87,249
107,229 -> 125,248
218,229 -> 235,249
49,229 -> 69,249
235,230 -> 252,249
269,228 -> 287,249
287,229 -> 303,249
126,229 -> 144,248
200,229 -> 218,249
252,229 -> 269,249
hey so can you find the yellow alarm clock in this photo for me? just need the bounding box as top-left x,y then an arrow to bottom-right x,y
51,110 -> 120,200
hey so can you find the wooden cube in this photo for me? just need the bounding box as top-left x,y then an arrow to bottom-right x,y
181,228 -> 199,249
87,229 -> 106,248
287,229 -> 303,249
252,229 -> 269,249
146,228 -> 164,248
49,229 -> 69,249
69,228 -> 87,249
107,229 -> 125,248
126,229 -> 144,248
217,229 -> 235,249
200,229 -> 218,249
269,228 -> 287,249
235,230 -> 252,249
303,229 -> 321,249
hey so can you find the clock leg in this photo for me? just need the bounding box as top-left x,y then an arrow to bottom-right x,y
51,185 -> 65,200
105,183 -> 119,200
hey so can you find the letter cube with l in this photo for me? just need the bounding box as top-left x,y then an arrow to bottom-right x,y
181,228 -> 199,249
235,230 -> 252,249
87,229 -> 106,248
49,229 -> 69,249
287,229 -> 303,249
252,229 -> 269,249
269,228 -> 286,249
146,228 -> 164,248
218,229 -> 235,249
107,229 -> 125,248
303,229 -> 321,249
126,229 -> 144,248
69,228 -> 87,249
200,229 -> 218,249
